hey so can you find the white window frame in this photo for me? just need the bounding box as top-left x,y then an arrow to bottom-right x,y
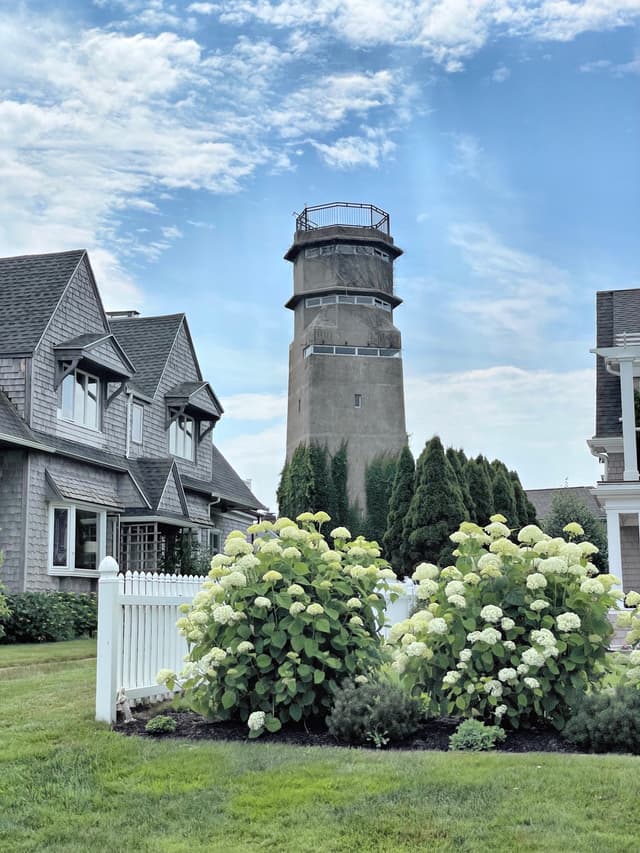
131,402 -> 144,445
169,414 -> 195,460
200,527 -> 221,555
48,502 -> 107,577
57,367 -> 101,430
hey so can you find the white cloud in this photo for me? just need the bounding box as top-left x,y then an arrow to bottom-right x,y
311,129 -> 396,169
404,365 -> 599,490
188,2 -> 218,13
492,63 -> 511,82
449,133 -> 483,178
219,392 -> 288,421
215,421 -> 287,510
448,222 -> 570,340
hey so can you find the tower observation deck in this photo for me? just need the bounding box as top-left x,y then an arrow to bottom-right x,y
284,202 -> 408,516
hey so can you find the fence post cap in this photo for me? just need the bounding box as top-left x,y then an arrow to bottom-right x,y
98,556 -> 119,577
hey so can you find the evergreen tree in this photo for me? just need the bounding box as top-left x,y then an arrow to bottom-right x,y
382,445 -> 415,575
276,444 -> 314,518
330,442 -> 349,528
404,436 -> 467,567
446,447 -> 475,520
465,457 -> 495,525
491,463 -> 518,524
542,491 -> 608,573
510,471 -> 538,526
309,443 -> 333,516
364,453 -> 398,543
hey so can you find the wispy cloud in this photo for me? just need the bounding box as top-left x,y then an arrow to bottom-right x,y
492,63 -> 511,82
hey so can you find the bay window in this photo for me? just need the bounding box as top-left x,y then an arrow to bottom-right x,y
48,504 -> 107,574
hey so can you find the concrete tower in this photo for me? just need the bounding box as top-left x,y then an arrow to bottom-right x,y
284,202 -> 407,513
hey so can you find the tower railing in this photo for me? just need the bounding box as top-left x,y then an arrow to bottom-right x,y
295,203 -> 390,235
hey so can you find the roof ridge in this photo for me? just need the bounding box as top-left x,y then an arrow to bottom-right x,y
109,312 -> 185,323
0,248 -> 86,263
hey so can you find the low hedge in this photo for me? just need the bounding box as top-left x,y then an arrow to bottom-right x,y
0,591 -> 97,644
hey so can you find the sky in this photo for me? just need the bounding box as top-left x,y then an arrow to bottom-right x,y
1,1 -> 639,510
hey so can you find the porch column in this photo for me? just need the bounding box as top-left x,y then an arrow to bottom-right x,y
619,359 -> 638,480
606,508 -> 623,589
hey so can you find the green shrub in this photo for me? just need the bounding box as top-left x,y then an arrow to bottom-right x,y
449,719 -> 505,751
387,517 -> 619,729
158,512 -> 398,738
326,677 -> 423,747
564,686 -> 640,754
0,591 -> 97,643
144,715 -> 177,736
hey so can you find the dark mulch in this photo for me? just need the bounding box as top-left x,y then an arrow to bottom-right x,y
114,709 -> 574,753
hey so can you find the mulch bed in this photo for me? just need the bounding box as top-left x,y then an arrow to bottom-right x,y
114,709 -> 574,752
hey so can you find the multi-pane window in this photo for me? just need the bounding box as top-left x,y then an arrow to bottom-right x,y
57,368 -> 100,429
131,402 -> 144,444
49,505 -> 105,573
169,415 -> 195,460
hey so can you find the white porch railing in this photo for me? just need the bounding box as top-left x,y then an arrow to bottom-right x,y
95,558 -> 417,724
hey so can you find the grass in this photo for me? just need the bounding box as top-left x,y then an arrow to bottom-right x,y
1,644 -> 640,853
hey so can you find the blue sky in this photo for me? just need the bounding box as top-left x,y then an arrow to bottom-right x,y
2,1 -> 639,509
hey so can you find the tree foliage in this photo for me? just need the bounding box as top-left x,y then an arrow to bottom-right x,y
465,457 -> 495,526
383,445 -> 415,577
364,453 -> 398,543
404,436 -> 467,567
542,491 -> 608,572
491,462 -> 518,524
511,471 -> 538,526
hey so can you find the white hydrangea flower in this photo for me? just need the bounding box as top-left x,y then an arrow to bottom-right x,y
406,641 -> 428,657
478,553 -> 502,572
456,661 -> 467,671
530,599 -> 550,612
478,627 -> 501,645
400,633 -> 417,647
237,641 -> 254,654
287,583 -> 305,597
531,628 -> 557,648
440,566 -> 463,580
262,570 -> 283,583
379,568 -> 396,580
480,605 -> 503,623
355,674 -> 369,684
518,525 -> 546,545
449,531 -> 469,544
466,683 -> 476,694
254,596 -> 271,609
522,648 -> 545,668
494,704 -> 508,719
448,594 -> 466,608
443,670 -> 461,686
224,538 -> 253,557
526,573 -> 547,591
483,680 -> 503,697
517,663 -> 529,675
427,617 -> 448,635
190,610 -> 208,625
504,640 -> 516,651
306,603 -> 324,616
467,631 -> 482,644
349,615 -> 364,628
498,667 -> 517,683
247,711 -> 266,732
321,550 -> 342,563
629,650 -> 640,665
500,617 -> 515,631
580,578 -> 605,595
463,572 -> 481,585
346,597 -> 362,609
418,578 -> 439,596
537,556 -> 569,576
524,677 -> 540,689
489,538 -> 520,557
485,521 -> 511,540
563,521 -> 584,538
234,554 -> 261,573
445,580 -> 465,598
210,553 -> 234,568
330,526 -> 351,539
156,668 -> 175,685
212,604 -> 235,625
459,648 -> 472,662
220,571 -> 247,590
556,612 -> 581,633
412,563 -> 440,581
579,541 -> 599,557
282,547 -> 302,560
279,525 -> 309,543
559,542 -> 583,566
289,601 -> 305,616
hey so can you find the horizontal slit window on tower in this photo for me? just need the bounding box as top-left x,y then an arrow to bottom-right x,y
305,295 -> 391,311
303,345 -> 401,359
304,244 -> 390,261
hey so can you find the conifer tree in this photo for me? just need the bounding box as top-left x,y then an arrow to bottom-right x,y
466,457 -> 494,525
309,443 -> 333,516
446,447 -> 475,520
491,463 -> 518,524
510,471 -> 538,526
277,444 -> 315,518
382,445 -> 415,576
404,436 -> 467,567
364,453 -> 398,543
330,442 -> 349,528
542,491 -> 608,572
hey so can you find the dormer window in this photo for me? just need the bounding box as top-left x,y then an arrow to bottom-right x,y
169,414 -> 194,460
57,368 -> 100,429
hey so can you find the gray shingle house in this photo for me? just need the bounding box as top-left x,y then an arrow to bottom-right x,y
589,288 -> 640,592
0,250 -> 265,593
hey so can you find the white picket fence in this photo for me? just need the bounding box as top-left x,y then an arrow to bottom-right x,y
95,557 -> 416,723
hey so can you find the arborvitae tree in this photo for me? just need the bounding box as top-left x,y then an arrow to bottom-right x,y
309,443 -> 333,516
465,457 -> 495,525
277,444 -> 314,518
330,442 -> 349,528
542,491 -> 608,572
364,453 -> 398,543
383,444 -> 415,576
491,464 -> 518,524
404,436 -> 467,567
446,447 -> 475,521
510,471 -> 538,526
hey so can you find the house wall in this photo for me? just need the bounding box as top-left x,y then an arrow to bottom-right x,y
29,259 -> 128,456
621,523 -> 640,592
0,358 -> 29,418
0,449 -> 26,593
212,509 -> 256,541
607,453 -> 624,481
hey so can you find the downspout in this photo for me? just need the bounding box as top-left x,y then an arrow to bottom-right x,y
125,388 -> 133,459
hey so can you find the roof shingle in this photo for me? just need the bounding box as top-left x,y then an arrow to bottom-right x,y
109,313 -> 186,398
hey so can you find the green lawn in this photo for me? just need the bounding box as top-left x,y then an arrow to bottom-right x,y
1,643 -> 640,853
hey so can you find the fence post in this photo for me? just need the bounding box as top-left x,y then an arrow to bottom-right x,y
96,556 -> 121,723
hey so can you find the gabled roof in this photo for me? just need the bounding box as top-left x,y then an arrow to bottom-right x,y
54,332 -> 135,382
165,380 -> 223,420
45,469 -> 124,510
109,313 -> 188,398
182,444 -> 266,511
525,486 -> 604,521
0,390 -> 46,449
127,458 -> 175,509
0,250 -> 87,355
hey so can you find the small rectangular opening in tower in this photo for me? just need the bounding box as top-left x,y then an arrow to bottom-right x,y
354,393 -> 362,408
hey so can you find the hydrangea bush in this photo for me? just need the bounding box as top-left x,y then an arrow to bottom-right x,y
387,516 -> 620,729
158,512 -> 397,737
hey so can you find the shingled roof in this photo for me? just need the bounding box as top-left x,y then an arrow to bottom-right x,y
0,250 -> 86,355
0,391 -> 44,447
182,444 -> 266,511
109,313 -> 189,398
526,486 -> 604,522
